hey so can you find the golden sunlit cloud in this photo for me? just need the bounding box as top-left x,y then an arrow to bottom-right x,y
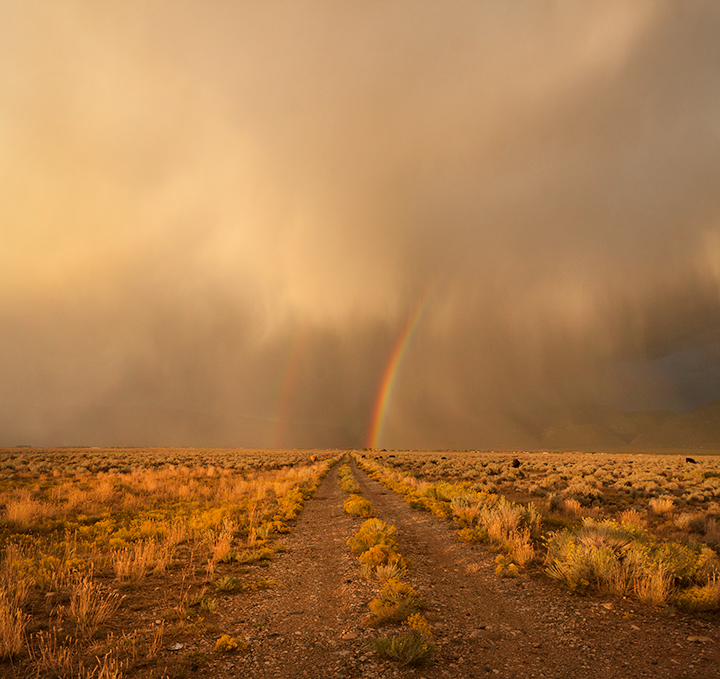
1,1 -> 720,448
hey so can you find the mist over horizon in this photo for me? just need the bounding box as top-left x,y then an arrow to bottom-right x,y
2,1 -> 720,450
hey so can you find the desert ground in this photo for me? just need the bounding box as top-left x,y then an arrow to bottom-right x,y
0,448 -> 718,678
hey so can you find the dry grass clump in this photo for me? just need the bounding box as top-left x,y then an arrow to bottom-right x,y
211,520 -> 236,563
84,651 -> 127,679
0,544 -> 32,605
0,587 -> 27,659
481,498 -> 541,544
28,630 -> 76,677
69,575 -> 122,637
4,494 -> 55,530
633,565 -> 674,606
506,527 -> 535,567
450,496 -> 482,528
674,512 -> 696,531
649,497 -> 675,515
112,540 -> 171,582
619,509 -> 646,527
563,498 -> 583,517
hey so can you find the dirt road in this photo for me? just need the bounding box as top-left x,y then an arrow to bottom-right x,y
204,460 -> 718,678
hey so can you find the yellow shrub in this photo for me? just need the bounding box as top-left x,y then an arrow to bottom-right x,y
494,554 -> 519,578
405,613 -> 432,638
343,495 -> 375,518
347,519 -> 397,555
368,578 -> 422,625
675,579 -> 720,613
215,634 -> 247,653
358,544 -> 408,571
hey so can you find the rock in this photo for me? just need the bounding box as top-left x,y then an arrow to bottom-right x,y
167,643 -> 184,651
601,603 -> 613,610
341,632 -> 358,640
687,636 -> 712,643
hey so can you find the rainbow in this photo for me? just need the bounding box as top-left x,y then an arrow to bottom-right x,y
272,330 -> 306,448
367,296 -> 429,449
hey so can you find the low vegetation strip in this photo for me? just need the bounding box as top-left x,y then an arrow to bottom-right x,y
355,453 -> 720,612
339,461 -> 375,517
340,465 -> 439,669
338,463 -> 361,494
348,517 -> 438,666
0,450 -> 337,678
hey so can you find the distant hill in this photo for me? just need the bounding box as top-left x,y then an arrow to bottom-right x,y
631,397 -> 720,448
533,403 -> 675,450
540,423 -> 630,449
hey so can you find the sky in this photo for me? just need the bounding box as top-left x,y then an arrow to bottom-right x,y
2,1 -> 720,450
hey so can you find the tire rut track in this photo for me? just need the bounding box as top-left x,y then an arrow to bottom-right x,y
351,458 -> 585,679
223,464 -> 368,678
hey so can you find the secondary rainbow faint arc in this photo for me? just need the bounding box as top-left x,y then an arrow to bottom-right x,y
272,330 -> 306,448
367,296 -> 429,449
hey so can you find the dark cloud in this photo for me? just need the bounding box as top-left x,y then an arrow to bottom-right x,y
2,1 -> 720,448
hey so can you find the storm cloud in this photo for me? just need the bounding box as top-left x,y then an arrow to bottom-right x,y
2,1 -> 720,449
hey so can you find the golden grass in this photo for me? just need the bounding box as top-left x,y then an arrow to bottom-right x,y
69,576 -> 122,637
28,630 -> 76,677
649,497 -> 674,515
112,540 -> 171,582
0,449 -> 335,677
0,589 -> 26,659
